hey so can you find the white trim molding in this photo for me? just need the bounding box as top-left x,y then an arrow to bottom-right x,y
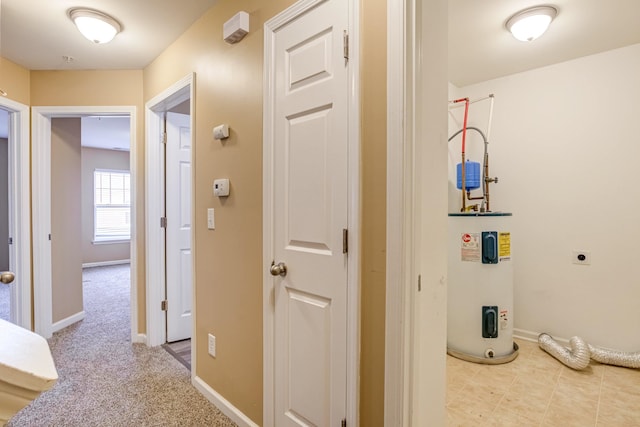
193,376 -> 259,427
386,0 -> 418,424
263,1 -> 360,426
144,73 -> 194,348
386,1 -> 449,426
31,105 -> 137,340
51,310 -> 86,333
0,96 -> 31,330
82,259 -> 131,268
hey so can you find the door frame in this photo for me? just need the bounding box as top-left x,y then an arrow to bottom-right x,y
32,106 -> 138,340
385,0 -> 415,424
385,0 -> 448,425
144,73 -> 194,351
262,1 -> 361,425
0,96 -> 31,329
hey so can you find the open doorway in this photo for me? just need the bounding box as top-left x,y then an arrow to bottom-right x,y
32,106 -> 138,341
145,74 -> 194,364
46,116 -> 132,332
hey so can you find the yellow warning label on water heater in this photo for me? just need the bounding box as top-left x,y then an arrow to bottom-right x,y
499,232 -> 511,261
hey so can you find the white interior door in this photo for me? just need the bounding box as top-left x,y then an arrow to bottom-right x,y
165,111 -> 192,342
270,1 -> 349,425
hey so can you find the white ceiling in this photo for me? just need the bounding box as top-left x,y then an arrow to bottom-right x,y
449,0 -> 640,87
0,0 -> 218,70
81,116 -> 130,151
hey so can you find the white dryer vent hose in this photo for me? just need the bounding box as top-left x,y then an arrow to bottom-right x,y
538,333 -> 640,370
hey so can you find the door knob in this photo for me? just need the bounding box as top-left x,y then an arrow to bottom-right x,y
0,271 -> 15,285
270,261 -> 287,277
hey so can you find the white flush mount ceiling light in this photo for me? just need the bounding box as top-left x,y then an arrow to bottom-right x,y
506,6 -> 557,42
68,8 -> 122,44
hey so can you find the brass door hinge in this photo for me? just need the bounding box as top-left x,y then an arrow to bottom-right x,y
161,300 -> 168,311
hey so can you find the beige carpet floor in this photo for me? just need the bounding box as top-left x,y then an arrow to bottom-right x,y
8,264 -> 236,427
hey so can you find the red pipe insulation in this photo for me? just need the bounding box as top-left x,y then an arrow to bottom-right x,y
453,97 -> 469,210
452,97 -> 470,153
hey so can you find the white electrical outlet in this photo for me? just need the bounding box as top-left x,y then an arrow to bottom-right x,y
208,333 -> 216,357
572,250 -> 591,265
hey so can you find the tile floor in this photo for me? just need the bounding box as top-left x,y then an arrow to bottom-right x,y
447,338 -> 640,426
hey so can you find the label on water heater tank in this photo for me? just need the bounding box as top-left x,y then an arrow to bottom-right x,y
499,232 -> 511,261
500,310 -> 509,330
460,233 -> 480,262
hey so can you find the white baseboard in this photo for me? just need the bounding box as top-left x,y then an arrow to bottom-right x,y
193,376 -> 259,427
514,328 -> 570,345
52,311 -> 85,333
131,333 -> 147,344
82,259 -> 130,268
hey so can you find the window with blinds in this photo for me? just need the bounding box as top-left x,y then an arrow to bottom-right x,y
94,169 -> 131,242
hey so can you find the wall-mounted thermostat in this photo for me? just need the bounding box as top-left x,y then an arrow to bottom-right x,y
213,124 -> 229,140
213,179 -> 230,197
223,11 -> 249,44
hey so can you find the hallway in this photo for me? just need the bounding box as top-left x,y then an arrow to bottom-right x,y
8,265 -> 235,426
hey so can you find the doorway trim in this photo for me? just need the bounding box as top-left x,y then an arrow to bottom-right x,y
31,106 -> 138,340
0,96 -> 31,329
385,0 -> 415,425
144,73 -> 194,349
386,0 -> 449,425
262,1 -> 361,425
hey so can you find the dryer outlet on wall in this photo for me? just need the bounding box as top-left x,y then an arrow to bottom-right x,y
213,179 -> 230,197
572,250 -> 591,265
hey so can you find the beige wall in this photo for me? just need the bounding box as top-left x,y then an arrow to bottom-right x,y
0,57 -> 30,105
0,139 -> 7,271
145,2 -> 295,422
360,0 -> 387,425
51,118 -> 83,323
144,0 -> 387,423
31,70 -> 146,332
81,147 -> 131,265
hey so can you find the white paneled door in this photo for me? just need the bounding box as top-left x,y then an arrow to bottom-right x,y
166,111 -> 192,342
270,0 -> 349,425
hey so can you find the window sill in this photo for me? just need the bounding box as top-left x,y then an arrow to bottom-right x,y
92,239 -> 130,245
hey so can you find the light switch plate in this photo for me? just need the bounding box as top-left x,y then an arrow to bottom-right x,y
207,208 -> 215,230
208,333 -> 216,357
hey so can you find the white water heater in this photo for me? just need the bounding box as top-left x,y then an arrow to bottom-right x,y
447,213 -> 518,363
